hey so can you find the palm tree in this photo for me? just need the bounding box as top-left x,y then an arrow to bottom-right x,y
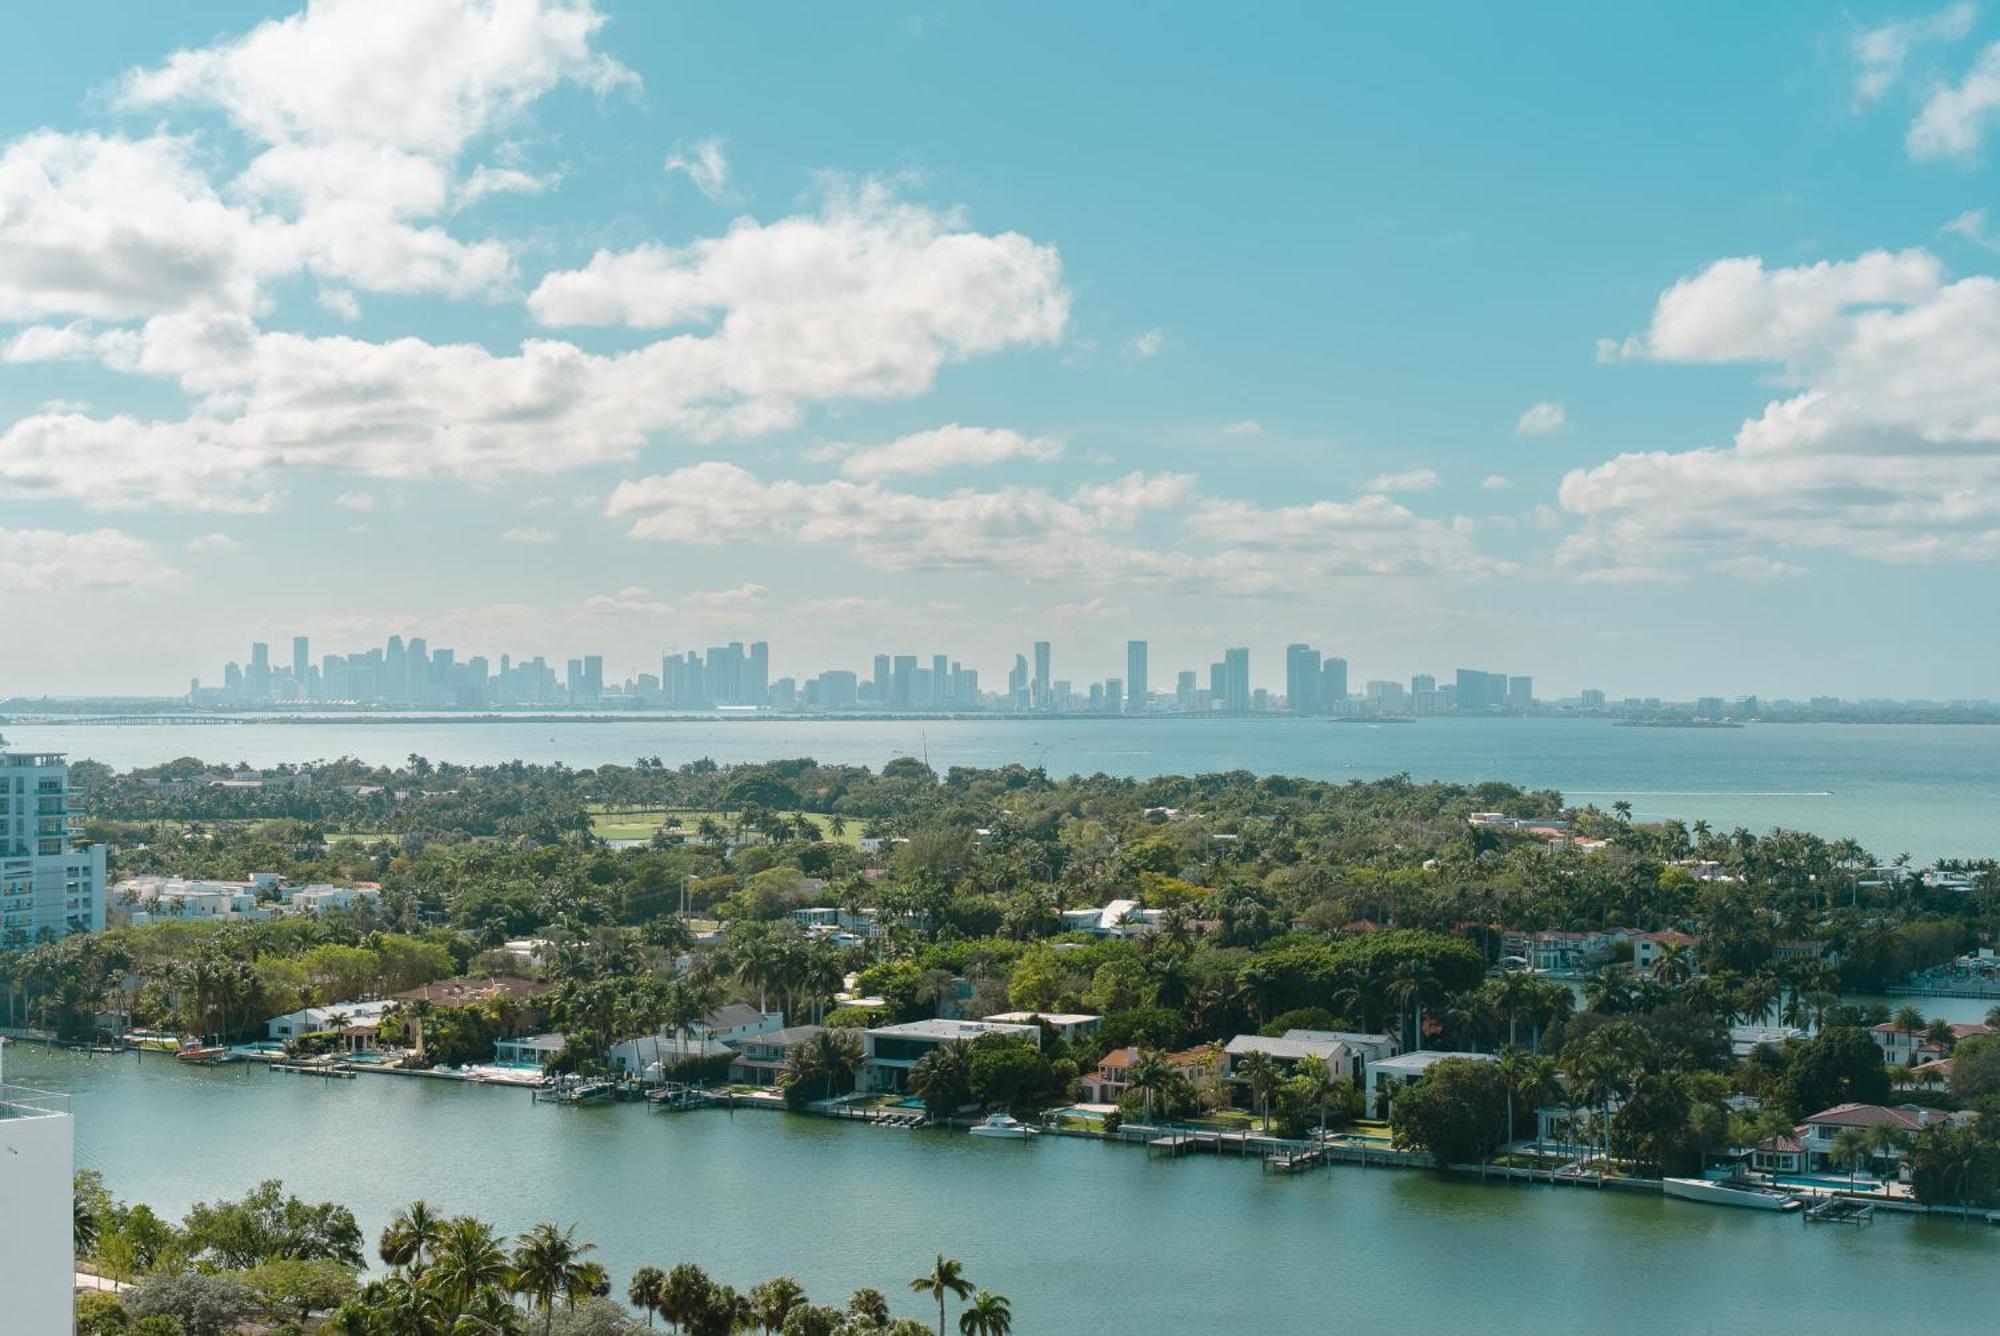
662,1263 -> 714,1334
750,1276 -> 806,1334
508,1222 -> 597,1336
431,1215 -> 512,1317
846,1289 -> 891,1328
958,1291 -> 1012,1336
1831,1128 -> 1869,1191
1864,1124 -> 1907,1188
1237,1050 -> 1280,1133
1294,1054 -> 1343,1135
630,1266 -> 670,1329
1386,961 -> 1437,1051
909,1255 -> 975,1336
1128,1051 -> 1174,1125
381,1199 -> 448,1275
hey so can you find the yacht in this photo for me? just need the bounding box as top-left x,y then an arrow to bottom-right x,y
1662,1176 -> 1802,1212
968,1113 -> 1039,1139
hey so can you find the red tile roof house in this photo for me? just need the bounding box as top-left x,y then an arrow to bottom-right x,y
1869,1021 -> 1992,1068
1796,1103 -> 1941,1176
1079,1045 -> 1222,1105
1748,1133 -> 1805,1175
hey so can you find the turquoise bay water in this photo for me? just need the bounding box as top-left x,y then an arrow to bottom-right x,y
16,1047 -> 1996,1336
8,715 -> 1998,860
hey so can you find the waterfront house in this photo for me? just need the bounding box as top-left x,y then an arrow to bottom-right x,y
1796,1103 -> 1936,1173
266,998 -> 397,1047
728,1025 -> 827,1086
1748,1134 -> 1806,1175
391,975 -> 551,1009
981,1011 -> 1102,1044
858,1018 -> 1040,1094
1364,1050 -> 1500,1118
493,1033 -> 566,1068
1079,1044 -> 1223,1105
1280,1029 -> 1399,1084
609,1005 -> 786,1080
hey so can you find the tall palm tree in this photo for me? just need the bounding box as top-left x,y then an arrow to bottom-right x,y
750,1276 -> 806,1334
508,1222 -> 597,1336
380,1199 -> 448,1276
1128,1051 -> 1174,1125
662,1262 -> 714,1334
909,1255 -> 975,1336
1237,1050 -> 1280,1133
431,1215 -> 511,1318
630,1266 -> 670,1329
958,1291 -> 1012,1336
846,1289 -> 891,1328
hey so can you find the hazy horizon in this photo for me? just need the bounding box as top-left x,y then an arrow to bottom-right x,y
5,3 -> 2000,699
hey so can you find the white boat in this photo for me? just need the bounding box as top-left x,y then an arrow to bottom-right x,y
968,1113 -> 1039,1140
1662,1177 -> 1802,1212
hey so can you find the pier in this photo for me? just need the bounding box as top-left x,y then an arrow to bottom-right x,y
1806,1197 -> 1875,1225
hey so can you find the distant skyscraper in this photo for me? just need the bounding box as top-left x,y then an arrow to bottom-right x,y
1125,640 -> 1148,713
1224,647 -> 1250,713
748,641 -> 770,706
1580,688 -> 1607,709
1106,678 -> 1123,714
1321,656 -> 1348,711
1455,668 -> 1508,711
1507,675 -> 1533,708
1033,641 -> 1051,710
1176,669 -> 1197,711
873,654 -> 891,706
292,635 -> 309,686
1008,654 -> 1029,709
892,654 -> 917,709
1285,643 -> 1322,714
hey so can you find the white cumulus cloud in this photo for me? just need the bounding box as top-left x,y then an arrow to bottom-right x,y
1513,401 -> 1568,436
665,136 -> 731,201
834,424 -> 1063,479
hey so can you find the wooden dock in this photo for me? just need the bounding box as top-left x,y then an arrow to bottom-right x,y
1806,1197 -> 1875,1225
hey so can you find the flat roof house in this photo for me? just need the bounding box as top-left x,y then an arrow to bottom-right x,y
728,1025 -> 827,1086
859,1018 -> 1039,1093
1364,1049 -> 1499,1118
981,1011 -> 1102,1044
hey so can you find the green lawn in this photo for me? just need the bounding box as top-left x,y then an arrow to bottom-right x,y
586,806 -> 866,847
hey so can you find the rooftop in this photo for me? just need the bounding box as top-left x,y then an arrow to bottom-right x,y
1803,1102 -> 1927,1130
1225,1034 -> 1346,1062
870,1018 -> 1038,1042
1368,1049 -> 1500,1075
982,1011 -> 1100,1026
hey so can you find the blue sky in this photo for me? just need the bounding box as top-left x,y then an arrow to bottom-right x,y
3,1 -> 1999,699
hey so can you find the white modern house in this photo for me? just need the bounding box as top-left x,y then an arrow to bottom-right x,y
982,1011 -> 1102,1044
608,1005 -> 784,1078
859,1018 -> 1040,1093
116,876 -> 270,924
1,751 -> 106,943
0,1076 -> 75,1332
1364,1049 -> 1499,1117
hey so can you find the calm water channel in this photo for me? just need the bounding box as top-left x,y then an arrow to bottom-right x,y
14,1046 -> 1996,1335
7,715 -> 1999,861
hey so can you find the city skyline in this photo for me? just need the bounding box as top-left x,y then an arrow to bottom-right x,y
8,3 -> 2000,699
155,626 -> 1990,716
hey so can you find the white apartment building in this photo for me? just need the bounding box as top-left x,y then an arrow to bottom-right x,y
0,1078 -> 76,1332
0,751 -> 107,944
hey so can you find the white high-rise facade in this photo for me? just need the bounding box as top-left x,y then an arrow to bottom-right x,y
1,752 -> 107,946
0,1080 -> 75,1332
